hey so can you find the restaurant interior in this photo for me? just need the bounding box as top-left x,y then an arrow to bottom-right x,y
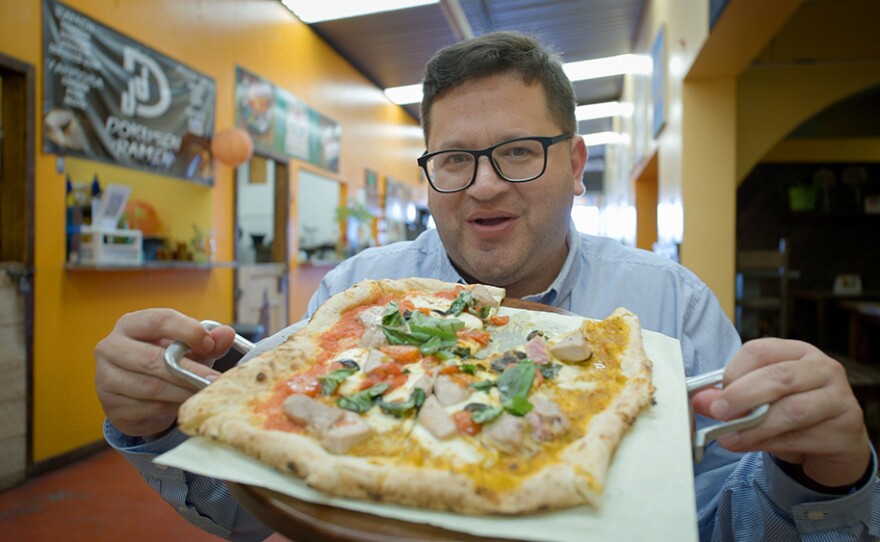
1,0 -> 878,540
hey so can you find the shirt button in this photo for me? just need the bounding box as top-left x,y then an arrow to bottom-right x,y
807,510 -> 826,520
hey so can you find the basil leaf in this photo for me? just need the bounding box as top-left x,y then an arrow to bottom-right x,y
447,291 -> 474,316
496,361 -> 535,403
503,395 -> 534,416
377,387 -> 427,418
471,406 -> 503,424
337,383 -> 390,413
381,326 -> 431,346
419,335 -> 457,355
409,310 -> 464,340
412,387 -> 426,408
460,363 -> 477,375
471,379 -> 495,392
318,368 -> 357,395
381,302 -> 404,327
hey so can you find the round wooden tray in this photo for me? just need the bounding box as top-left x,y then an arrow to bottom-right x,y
229,298 -> 571,542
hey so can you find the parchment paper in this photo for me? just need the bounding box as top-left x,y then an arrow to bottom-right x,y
156,313 -> 698,542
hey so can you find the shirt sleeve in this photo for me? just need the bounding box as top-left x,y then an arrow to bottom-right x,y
684,283 -> 880,541
103,419 -> 272,542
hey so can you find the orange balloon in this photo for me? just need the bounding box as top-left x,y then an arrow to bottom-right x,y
211,127 -> 254,167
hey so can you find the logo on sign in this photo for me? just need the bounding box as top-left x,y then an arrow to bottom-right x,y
121,46 -> 171,119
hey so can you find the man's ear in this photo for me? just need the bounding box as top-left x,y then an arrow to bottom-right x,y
570,135 -> 588,195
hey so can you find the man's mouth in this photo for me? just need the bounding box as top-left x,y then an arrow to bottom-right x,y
473,216 -> 511,226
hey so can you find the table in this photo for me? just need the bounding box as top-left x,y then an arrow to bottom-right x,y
839,300 -> 880,364
791,290 -> 880,349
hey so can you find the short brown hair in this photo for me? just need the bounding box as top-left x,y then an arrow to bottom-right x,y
420,31 -> 577,143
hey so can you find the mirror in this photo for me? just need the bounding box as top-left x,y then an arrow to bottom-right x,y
297,168 -> 342,263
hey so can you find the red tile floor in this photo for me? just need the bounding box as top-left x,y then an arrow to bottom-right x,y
0,447 -> 290,542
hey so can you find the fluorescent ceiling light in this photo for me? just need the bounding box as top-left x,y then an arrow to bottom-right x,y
576,101 -> 634,121
580,132 -> 630,147
384,84 -> 423,106
563,54 -> 651,81
281,0 -> 439,23
385,54 -> 652,106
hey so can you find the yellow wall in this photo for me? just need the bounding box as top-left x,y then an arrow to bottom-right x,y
0,0 -> 421,462
763,138 -> 880,163
609,1 -> 807,319
737,65 -> 880,180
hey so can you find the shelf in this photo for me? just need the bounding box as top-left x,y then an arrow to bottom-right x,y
65,261 -> 237,272
736,298 -> 782,310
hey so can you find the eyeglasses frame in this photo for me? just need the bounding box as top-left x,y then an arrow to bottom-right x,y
417,133 -> 573,194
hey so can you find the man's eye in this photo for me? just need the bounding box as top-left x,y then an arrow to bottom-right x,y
438,153 -> 471,168
499,146 -> 534,159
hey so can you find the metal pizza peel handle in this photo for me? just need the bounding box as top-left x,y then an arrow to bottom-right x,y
164,320 -> 256,390
687,368 -> 770,463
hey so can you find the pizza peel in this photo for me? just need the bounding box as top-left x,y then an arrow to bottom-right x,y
162,298 -> 767,542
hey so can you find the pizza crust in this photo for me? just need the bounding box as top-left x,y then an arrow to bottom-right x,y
177,279 -> 653,514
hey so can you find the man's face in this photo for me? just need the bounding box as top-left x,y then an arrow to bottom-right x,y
425,74 -> 587,298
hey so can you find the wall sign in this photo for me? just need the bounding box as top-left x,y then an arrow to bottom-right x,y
42,0 -> 216,184
235,67 -> 340,173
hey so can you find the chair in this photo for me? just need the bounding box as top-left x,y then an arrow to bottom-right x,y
735,238 -> 799,340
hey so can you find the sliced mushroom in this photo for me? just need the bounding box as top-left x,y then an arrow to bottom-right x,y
283,394 -> 343,433
417,395 -> 457,440
470,284 -> 501,308
319,412 -> 372,454
433,374 -> 470,406
361,348 -> 388,373
413,371 -> 437,396
481,412 -> 530,454
283,394 -> 371,454
547,329 -> 592,363
526,395 -> 570,441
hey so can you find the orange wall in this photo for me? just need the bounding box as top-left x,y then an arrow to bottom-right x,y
0,0 -> 422,461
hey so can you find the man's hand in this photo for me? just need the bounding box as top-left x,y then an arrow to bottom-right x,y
691,338 -> 871,488
94,309 -> 235,439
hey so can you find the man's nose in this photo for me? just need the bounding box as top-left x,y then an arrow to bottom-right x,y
467,155 -> 507,198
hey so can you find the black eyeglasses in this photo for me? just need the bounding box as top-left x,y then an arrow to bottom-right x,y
417,133 -> 573,193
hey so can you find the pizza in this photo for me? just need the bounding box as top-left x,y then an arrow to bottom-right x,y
177,277 -> 654,514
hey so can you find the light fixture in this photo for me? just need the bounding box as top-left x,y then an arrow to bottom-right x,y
580,132 -> 630,147
563,54 -> 651,81
280,0 -> 439,24
385,54 -> 652,105
576,101 -> 634,121
384,84 -> 423,106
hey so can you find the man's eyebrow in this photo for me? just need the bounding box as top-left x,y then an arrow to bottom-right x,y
432,133 -> 534,151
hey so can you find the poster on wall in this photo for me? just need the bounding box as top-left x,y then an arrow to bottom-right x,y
42,0 -> 216,184
235,67 -> 340,173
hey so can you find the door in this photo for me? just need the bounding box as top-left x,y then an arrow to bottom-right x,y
234,155 -> 289,335
0,53 -> 35,489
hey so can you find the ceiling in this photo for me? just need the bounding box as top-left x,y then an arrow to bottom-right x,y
300,0 -> 649,165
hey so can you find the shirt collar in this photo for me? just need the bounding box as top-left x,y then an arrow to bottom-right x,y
438,221 -> 581,308
520,221 -> 580,308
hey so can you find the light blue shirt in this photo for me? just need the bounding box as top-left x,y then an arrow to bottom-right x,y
105,226 -> 879,541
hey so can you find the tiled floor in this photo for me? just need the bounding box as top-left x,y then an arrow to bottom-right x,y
0,447 -> 290,542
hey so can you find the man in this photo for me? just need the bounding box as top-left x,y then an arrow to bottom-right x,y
95,32 -> 878,541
